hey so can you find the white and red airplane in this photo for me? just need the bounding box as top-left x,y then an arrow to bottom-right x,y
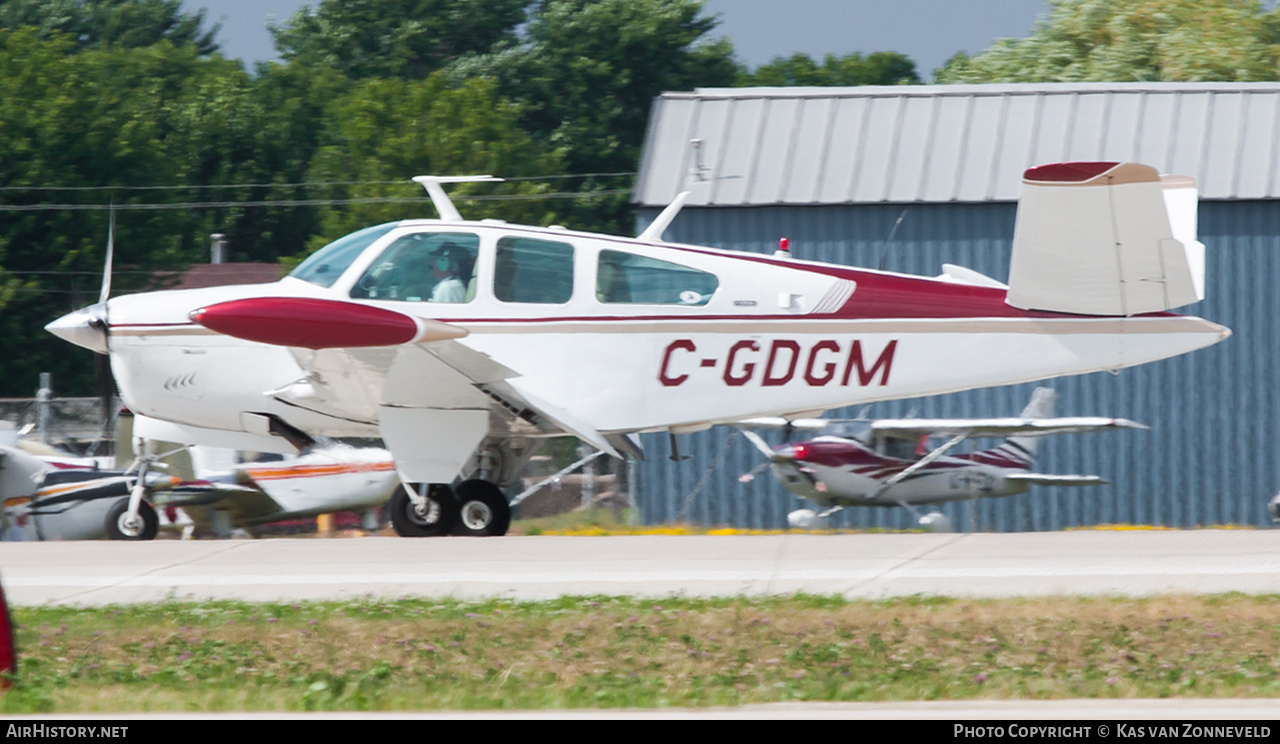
45,162 -> 1230,539
738,387 -> 1144,532
150,444 -> 404,539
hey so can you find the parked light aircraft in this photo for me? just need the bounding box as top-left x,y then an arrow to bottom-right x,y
0,445 -> 182,541
0,429 -> 403,540
739,388 -> 1143,531
161,444 -> 402,538
45,162 -> 1230,539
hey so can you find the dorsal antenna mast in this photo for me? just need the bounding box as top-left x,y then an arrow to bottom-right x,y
411,175 -> 504,222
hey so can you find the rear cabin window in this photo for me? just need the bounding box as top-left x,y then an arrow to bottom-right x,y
349,232 -> 479,303
494,236 -> 574,304
596,249 -> 718,306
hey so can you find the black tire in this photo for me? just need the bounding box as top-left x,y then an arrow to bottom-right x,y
451,479 -> 511,537
104,498 -> 159,541
390,484 -> 457,537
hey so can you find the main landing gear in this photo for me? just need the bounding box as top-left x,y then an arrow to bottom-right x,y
390,479 -> 511,538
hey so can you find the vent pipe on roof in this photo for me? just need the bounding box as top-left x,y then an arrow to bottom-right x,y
210,233 -> 227,264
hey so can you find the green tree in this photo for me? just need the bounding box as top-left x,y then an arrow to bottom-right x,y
301,74 -> 565,253
937,0 -> 1280,83
458,0 -> 737,233
0,0 -> 218,54
269,0 -> 528,80
737,51 -> 919,87
0,31 -> 322,395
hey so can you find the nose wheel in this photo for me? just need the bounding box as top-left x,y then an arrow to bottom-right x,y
104,497 -> 158,540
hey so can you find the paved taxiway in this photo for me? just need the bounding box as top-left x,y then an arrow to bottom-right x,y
2,530 -> 1278,606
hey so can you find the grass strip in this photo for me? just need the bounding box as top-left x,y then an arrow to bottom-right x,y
3,593 -> 1278,712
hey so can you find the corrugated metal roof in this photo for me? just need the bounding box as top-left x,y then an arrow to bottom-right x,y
634,82 -> 1280,207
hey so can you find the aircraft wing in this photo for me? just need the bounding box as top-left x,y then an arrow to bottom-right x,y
194,297 -> 620,482
869,416 -> 1147,441
158,480 -> 282,515
155,480 -> 287,532
736,417 -> 834,432
1004,473 -> 1108,487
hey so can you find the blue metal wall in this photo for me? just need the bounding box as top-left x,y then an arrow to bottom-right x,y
632,201 -> 1279,530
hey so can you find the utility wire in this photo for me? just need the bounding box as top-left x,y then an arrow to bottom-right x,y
0,172 -> 636,193
0,189 -> 635,212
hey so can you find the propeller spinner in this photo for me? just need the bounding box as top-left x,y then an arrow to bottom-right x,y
45,207 -> 115,354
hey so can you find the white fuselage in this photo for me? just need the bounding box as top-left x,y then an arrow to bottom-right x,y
771,456 -> 1026,508
86,220 -> 1226,447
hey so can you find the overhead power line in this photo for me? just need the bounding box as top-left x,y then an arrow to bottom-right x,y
0,172 -> 636,193
0,189 -> 635,212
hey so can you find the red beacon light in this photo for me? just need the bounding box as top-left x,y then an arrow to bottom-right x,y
774,237 -> 791,258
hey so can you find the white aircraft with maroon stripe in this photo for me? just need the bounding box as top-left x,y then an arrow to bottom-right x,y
45,162 -> 1229,539
738,387 -> 1144,532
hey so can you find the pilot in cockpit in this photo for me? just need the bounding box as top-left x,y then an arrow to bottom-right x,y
428,242 -> 468,303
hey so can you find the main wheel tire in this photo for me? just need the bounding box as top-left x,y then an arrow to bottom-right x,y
104,498 -> 159,541
451,479 -> 511,537
390,484 -> 457,537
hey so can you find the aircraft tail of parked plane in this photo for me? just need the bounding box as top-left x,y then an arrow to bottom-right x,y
970,386 -> 1057,469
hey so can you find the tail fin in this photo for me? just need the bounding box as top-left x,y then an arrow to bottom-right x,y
1001,387 -> 1057,463
1006,162 -> 1204,316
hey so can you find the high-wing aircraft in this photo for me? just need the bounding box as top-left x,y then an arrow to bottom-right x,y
738,387 -> 1143,532
45,162 -> 1230,539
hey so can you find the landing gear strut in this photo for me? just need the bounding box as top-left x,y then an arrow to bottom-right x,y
106,438 -> 163,541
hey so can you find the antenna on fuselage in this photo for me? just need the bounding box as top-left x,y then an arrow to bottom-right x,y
876,208 -> 909,271
412,175 -> 504,222
637,190 -> 690,242
637,137 -> 708,242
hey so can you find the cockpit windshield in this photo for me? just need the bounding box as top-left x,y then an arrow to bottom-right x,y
289,223 -> 397,288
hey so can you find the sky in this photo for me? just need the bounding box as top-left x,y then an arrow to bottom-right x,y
183,0 -> 1053,81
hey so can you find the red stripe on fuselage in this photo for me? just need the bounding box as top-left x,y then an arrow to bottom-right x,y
789,438 -> 1030,474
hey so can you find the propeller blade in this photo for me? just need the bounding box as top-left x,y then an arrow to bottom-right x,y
739,429 -> 778,458
99,206 -> 114,304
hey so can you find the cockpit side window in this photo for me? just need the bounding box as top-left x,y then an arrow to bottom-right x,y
349,231 -> 479,303
290,223 -> 397,288
596,249 -> 718,306
494,236 -> 574,304
880,436 -> 920,461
